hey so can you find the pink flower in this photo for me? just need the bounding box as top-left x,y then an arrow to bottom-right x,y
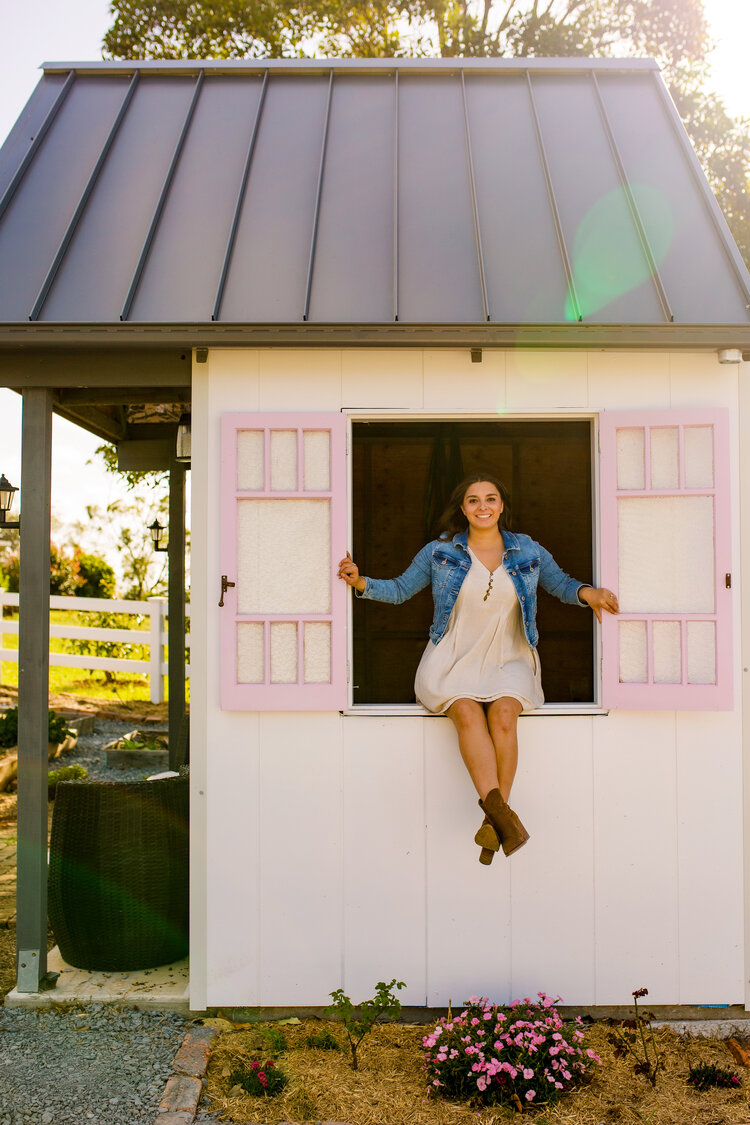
258,1072 -> 268,1088
525,1089 -> 536,1101
523,1068 -> 534,1080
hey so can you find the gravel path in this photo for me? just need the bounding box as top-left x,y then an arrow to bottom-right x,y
0,1006 -> 188,1125
51,717 -> 170,785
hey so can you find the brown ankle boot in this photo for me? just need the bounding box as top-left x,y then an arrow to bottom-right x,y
475,814 -> 500,865
479,789 -> 530,856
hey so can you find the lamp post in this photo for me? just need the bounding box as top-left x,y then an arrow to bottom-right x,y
0,475 -> 20,528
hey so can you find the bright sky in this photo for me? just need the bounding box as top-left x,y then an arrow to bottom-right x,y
0,0 -> 747,533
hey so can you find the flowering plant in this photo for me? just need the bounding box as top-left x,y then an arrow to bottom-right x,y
229,1058 -> 288,1097
688,1062 -> 741,1091
422,993 -> 601,1112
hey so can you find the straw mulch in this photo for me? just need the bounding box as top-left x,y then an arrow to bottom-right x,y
199,1018 -> 750,1125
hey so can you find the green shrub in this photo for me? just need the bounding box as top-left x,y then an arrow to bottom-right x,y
0,708 -> 73,749
325,979 -> 405,1070
2,545 -> 80,595
305,1029 -> 340,1051
75,552 -> 116,598
261,1027 -> 287,1053
48,764 -> 88,790
688,1062 -> 741,1091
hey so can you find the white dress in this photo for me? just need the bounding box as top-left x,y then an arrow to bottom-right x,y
414,548 -> 544,715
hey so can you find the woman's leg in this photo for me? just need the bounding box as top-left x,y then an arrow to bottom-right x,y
446,698 -> 499,801
485,697 -> 523,802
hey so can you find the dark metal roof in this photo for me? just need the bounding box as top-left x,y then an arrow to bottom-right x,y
1,58 -> 749,344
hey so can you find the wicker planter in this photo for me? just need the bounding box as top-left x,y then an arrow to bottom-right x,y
47,775 -> 189,971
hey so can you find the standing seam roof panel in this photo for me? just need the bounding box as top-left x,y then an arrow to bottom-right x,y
598,73 -> 750,324
130,76 -> 264,322
40,77 -> 200,322
0,73 -> 71,205
397,75 -> 484,323
308,75 -> 395,323
0,77 -> 131,322
530,73 -> 665,324
465,75 -> 571,324
219,76 -> 330,322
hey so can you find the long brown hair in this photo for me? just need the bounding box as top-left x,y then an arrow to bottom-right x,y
433,473 -> 513,540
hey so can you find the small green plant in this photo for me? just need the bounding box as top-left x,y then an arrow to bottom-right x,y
325,978 -> 405,1071
0,708 -> 73,750
261,1026 -> 287,1053
607,988 -> 663,1086
121,737 -> 166,750
688,1061 -> 741,1091
229,1058 -> 288,1096
48,764 -> 88,791
305,1029 -> 340,1050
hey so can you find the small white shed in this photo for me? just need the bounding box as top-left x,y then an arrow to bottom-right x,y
1,57 -> 749,1012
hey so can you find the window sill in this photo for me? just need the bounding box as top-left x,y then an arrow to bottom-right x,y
344,703 -> 610,717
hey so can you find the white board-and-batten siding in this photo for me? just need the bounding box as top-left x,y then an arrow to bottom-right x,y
189,348 -> 744,1012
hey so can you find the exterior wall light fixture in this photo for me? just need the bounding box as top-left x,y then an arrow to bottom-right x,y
175,414 -> 191,463
149,519 -> 168,552
0,475 -> 20,528
471,348 -> 483,363
718,348 -> 743,364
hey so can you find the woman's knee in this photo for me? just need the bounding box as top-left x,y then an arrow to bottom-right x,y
487,698 -> 521,735
448,698 -> 486,731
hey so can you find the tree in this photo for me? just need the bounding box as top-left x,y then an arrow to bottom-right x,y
2,544 -> 81,595
103,0 -> 750,266
75,551 -> 117,599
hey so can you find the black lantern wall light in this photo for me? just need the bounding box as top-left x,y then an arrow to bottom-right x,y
0,475 -> 20,528
149,519 -> 168,553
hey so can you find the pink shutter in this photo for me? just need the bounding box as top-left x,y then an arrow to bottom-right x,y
220,412 -> 347,711
600,409 -> 732,710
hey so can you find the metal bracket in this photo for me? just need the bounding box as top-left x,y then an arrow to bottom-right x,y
17,949 -> 40,993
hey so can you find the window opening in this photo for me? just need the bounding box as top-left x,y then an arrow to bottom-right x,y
352,419 -> 594,705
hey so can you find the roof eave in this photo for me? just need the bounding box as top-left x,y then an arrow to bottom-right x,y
1,323 -> 750,351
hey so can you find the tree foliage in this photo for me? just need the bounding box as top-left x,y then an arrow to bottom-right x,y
2,544 -> 81,596
103,0 -> 750,266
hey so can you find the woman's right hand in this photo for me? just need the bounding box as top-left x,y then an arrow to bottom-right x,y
338,552 -> 366,592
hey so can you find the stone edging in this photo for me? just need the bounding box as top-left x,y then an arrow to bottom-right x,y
154,1024 -> 218,1125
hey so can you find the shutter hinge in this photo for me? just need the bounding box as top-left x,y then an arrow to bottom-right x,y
726,572 -> 732,588
219,575 -> 235,607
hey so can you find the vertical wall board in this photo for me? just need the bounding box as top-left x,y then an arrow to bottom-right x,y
668,353 -> 738,409
341,350 -> 424,410
423,350 -> 506,414
259,350 -> 343,411
424,718 -> 511,1006
205,713 -> 262,1005
586,352 -> 670,410
593,712 -> 680,1003
209,349 -> 261,407
675,711 -> 743,1003
509,718 -> 596,1004
189,360 -> 211,1009
506,351 -> 588,412
342,718 -> 427,1004
257,714 -> 344,1005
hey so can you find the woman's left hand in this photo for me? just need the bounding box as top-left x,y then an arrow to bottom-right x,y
579,586 -> 619,622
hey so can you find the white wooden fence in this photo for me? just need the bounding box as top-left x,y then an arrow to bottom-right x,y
0,593 -> 190,704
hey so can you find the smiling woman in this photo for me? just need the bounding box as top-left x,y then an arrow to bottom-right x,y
339,423 -> 618,865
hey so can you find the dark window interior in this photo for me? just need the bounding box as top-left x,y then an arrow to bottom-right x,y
352,420 -> 594,705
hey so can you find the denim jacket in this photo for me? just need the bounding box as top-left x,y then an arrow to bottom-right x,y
357,529 -> 588,648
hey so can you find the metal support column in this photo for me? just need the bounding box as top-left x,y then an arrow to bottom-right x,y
168,460 -> 187,770
16,387 -> 53,992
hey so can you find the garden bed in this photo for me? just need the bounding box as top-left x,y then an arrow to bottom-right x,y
199,1017 -> 750,1124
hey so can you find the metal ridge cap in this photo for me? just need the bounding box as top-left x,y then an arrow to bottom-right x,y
40,57 -> 661,75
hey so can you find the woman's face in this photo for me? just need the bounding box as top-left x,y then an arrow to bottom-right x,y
461,481 -> 503,531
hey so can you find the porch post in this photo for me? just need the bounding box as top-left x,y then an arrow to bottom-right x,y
168,459 -> 187,770
15,387 -> 53,992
